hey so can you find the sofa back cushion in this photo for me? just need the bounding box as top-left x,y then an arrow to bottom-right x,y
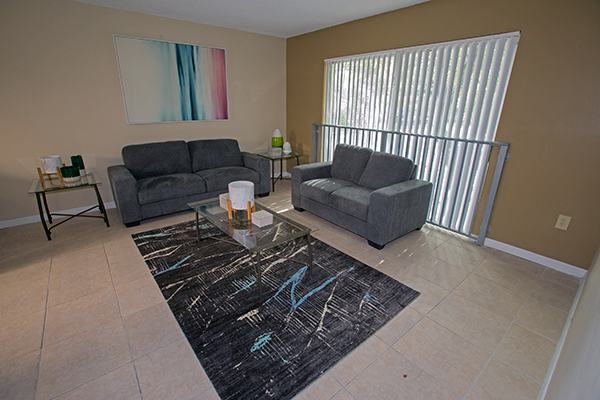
122,140 -> 191,180
330,144 -> 373,184
358,151 -> 415,190
188,139 -> 244,172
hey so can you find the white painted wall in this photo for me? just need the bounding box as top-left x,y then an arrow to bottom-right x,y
540,247 -> 600,399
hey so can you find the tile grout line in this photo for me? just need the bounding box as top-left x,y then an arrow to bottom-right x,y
403,231 -> 570,398
33,233 -> 54,400
336,234 -> 457,397
45,361 -> 134,400
323,375 -> 346,400
400,239 -> 498,399
40,220 -> 133,399
392,345 -> 464,398
461,266 -> 549,399
457,257 -> 516,399
424,249 -> 569,325
102,236 -> 145,400
456,249 -> 545,398
512,321 -> 562,345
333,336 -> 400,392
493,269 -> 554,384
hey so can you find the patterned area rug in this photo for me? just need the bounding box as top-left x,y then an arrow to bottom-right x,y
132,219 -> 419,400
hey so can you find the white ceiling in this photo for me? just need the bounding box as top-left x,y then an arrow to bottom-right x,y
72,0 -> 429,38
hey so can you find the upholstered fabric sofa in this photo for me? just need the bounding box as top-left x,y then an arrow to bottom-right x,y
108,138 -> 270,227
291,144 -> 433,249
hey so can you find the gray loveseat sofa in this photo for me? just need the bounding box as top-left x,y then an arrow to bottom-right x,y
292,144 -> 433,249
108,138 -> 270,227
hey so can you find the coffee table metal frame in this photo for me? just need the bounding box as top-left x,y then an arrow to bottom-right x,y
189,198 -> 314,300
28,171 -> 110,240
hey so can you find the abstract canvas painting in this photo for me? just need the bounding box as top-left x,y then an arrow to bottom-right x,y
114,35 -> 228,124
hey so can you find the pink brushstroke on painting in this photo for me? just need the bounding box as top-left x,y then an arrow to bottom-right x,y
210,48 -> 228,120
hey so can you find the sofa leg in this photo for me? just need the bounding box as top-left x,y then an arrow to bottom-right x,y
257,193 -> 269,198
125,221 -> 140,228
294,206 -> 304,212
368,240 -> 385,250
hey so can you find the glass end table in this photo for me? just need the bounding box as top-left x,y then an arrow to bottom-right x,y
253,151 -> 301,192
28,171 -> 110,240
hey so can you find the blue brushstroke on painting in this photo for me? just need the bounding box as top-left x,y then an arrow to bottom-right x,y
175,44 -> 198,121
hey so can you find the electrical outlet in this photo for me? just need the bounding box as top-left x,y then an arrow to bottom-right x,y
555,215 -> 571,231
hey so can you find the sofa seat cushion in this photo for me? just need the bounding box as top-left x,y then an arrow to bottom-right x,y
300,178 -> 355,205
188,139 -> 244,172
196,167 -> 259,192
358,151 -> 415,190
138,173 -> 206,205
330,185 -> 373,221
122,140 -> 192,180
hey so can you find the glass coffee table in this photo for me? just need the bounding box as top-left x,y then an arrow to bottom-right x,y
188,198 -> 315,300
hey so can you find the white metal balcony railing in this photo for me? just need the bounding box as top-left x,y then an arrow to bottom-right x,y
311,123 -> 510,246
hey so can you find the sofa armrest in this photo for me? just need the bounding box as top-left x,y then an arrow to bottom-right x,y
242,152 -> 270,195
291,162 -> 333,207
367,179 -> 433,247
107,165 -> 142,226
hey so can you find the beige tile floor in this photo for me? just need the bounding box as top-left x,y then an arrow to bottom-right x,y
0,180 -> 581,400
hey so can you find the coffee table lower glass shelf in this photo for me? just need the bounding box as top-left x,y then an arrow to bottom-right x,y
188,198 -> 316,300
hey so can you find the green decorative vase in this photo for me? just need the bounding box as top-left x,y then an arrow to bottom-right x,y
272,129 -> 283,147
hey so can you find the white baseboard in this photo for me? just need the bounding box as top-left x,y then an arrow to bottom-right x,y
484,238 -> 587,278
0,202 -> 116,229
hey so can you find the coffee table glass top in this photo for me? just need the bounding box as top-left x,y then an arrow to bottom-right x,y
188,198 -> 315,254
28,171 -> 102,194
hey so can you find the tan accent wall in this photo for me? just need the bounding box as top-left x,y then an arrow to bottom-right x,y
287,0 -> 600,269
0,0 -> 286,222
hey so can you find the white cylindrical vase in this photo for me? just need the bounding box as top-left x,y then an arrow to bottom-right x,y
228,181 -> 255,210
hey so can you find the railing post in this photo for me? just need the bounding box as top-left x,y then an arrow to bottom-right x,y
476,145 -> 509,246
312,124 -> 319,163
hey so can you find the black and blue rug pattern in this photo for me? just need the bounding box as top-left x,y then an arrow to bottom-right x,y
132,220 -> 419,400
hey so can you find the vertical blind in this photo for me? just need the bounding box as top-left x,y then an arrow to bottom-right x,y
324,32 -> 519,235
